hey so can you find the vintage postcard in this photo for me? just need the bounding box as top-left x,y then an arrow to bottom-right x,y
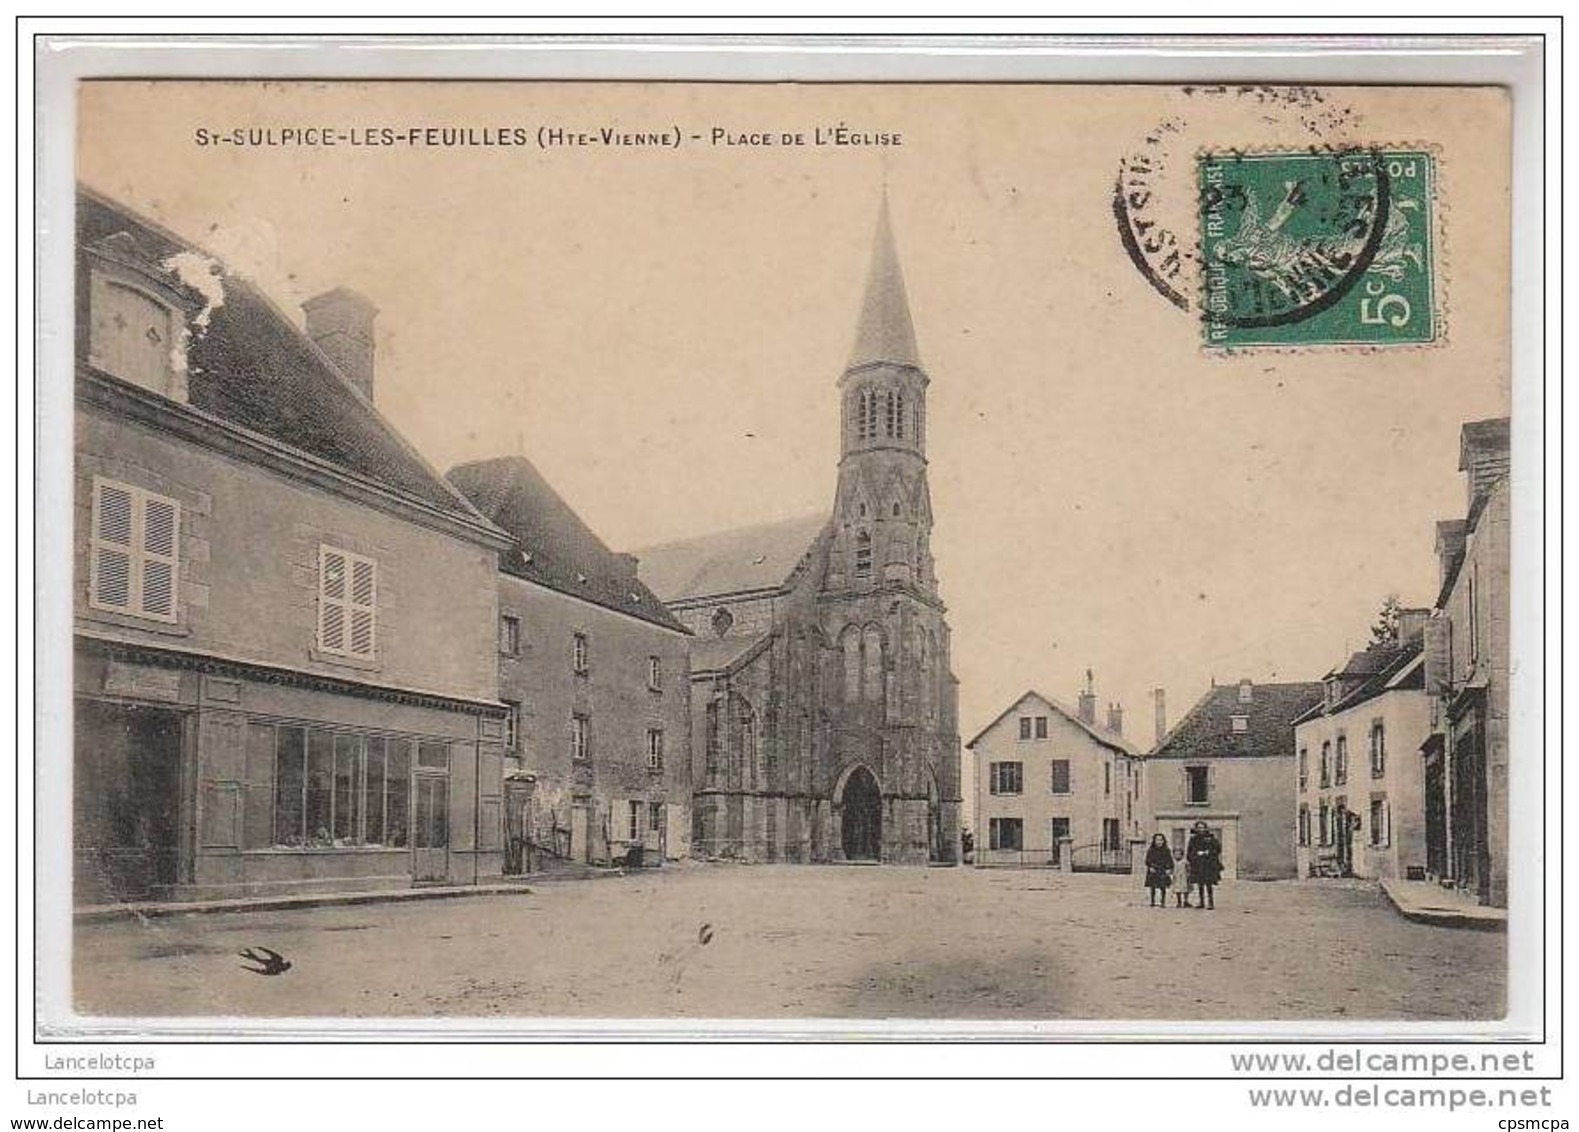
58,76 -> 1515,1028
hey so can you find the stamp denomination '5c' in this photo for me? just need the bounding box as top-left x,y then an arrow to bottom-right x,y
1200,149 -> 1437,349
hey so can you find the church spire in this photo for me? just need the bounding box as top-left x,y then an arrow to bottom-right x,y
847,192 -> 921,372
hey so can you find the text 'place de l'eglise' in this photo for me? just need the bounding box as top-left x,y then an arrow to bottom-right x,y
71,184 -> 1509,919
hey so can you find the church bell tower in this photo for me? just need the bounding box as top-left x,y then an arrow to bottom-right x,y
831,194 -> 935,595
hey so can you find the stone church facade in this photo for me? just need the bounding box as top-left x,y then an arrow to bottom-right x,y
635,201 -> 962,865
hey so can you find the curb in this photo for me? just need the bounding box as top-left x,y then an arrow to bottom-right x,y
1379,878 -> 1507,932
74,882 -> 541,923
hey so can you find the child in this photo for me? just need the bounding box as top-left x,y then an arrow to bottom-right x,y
1172,846 -> 1190,907
1144,833 -> 1174,907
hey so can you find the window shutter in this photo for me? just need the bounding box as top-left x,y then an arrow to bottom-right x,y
349,557 -> 376,657
139,496 -> 179,618
319,548 -> 347,652
92,482 -> 135,611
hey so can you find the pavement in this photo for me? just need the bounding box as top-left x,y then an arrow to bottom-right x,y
71,864 -> 1506,1021
1379,876 -> 1508,930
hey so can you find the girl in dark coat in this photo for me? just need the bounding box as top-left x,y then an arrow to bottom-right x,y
1144,833 -> 1174,907
1186,821 -> 1223,909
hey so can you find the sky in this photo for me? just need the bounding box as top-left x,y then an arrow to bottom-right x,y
76,80 -> 1512,752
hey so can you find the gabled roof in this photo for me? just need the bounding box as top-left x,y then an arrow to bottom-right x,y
447,456 -> 686,634
632,513 -> 830,604
77,187 -> 490,528
847,192 -> 922,372
1150,680 -> 1323,760
966,689 -> 1141,756
1294,638 -> 1425,725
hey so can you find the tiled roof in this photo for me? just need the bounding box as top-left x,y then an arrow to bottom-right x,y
632,513 -> 830,603
1150,680 -> 1323,760
966,689 -> 1142,756
447,456 -> 687,635
1295,639 -> 1425,725
77,187 -> 488,525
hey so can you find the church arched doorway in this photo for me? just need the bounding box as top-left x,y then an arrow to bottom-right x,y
839,764 -> 882,861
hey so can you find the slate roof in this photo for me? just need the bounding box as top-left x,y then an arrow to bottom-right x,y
633,513 -> 831,604
447,456 -> 687,634
1294,639 -> 1425,725
1150,680 -> 1323,760
848,193 -> 922,371
76,187 -> 488,525
965,689 -> 1142,756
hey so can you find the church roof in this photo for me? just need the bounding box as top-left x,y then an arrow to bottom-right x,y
847,193 -> 922,372
633,513 -> 830,603
448,455 -> 687,634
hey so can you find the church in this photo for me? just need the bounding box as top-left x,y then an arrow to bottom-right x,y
634,200 -> 962,865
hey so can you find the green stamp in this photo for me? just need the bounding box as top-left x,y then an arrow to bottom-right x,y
1200,148 -> 1436,348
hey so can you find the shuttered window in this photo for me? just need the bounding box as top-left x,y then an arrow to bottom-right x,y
89,478 -> 180,623
318,545 -> 377,660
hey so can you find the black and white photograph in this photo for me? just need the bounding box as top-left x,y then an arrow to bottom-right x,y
17,24 -> 1561,1131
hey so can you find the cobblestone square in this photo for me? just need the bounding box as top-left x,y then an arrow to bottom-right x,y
73,865 -> 1505,1021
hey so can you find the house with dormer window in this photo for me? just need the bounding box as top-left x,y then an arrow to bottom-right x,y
73,187 -> 513,904
447,456 -> 692,871
1293,619 -> 1430,882
1144,678 -> 1321,880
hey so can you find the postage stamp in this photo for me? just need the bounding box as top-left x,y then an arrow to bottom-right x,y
1199,148 -> 1437,349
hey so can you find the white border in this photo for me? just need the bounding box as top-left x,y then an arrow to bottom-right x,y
20,22 -> 1555,1081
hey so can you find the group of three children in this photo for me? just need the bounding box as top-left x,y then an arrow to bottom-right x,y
1143,821 -> 1223,910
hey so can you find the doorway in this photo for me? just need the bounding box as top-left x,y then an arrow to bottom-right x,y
74,700 -> 185,903
412,773 -> 450,883
839,765 -> 882,861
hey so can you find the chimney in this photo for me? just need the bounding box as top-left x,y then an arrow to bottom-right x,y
1077,668 -> 1097,725
303,287 -> 378,401
1153,688 -> 1167,747
1396,606 -> 1430,644
1422,613 -> 1451,695
1458,417 -> 1511,516
1435,519 -> 1468,592
1106,701 -> 1124,735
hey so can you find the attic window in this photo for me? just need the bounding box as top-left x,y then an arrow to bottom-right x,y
711,607 -> 734,638
1230,714 -> 1249,734
575,572 -> 588,584
89,276 -> 182,400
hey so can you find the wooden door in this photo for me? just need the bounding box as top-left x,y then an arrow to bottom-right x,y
412,773 -> 449,883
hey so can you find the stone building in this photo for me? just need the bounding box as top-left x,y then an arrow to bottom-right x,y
72,187 -> 512,903
447,457 -> 692,870
1421,418 -> 1511,907
967,679 -> 1143,869
1145,678 -> 1322,880
1293,618 -> 1431,881
633,200 -> 962,864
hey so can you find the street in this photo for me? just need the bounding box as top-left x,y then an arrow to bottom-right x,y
73,864 -> 1505,1020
